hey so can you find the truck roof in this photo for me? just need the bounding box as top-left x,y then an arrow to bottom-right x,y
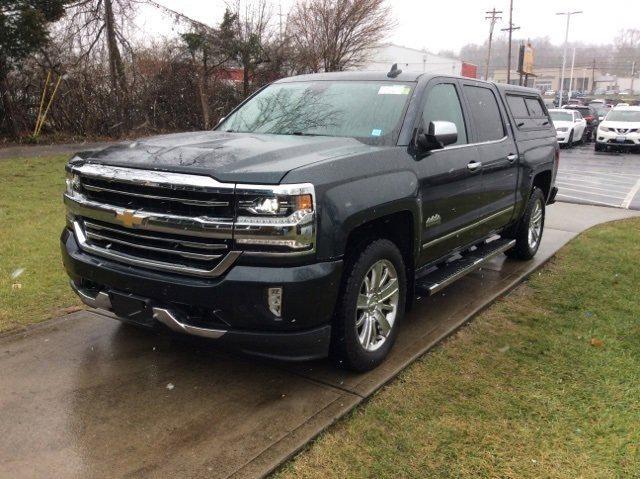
275,71 -> 543,97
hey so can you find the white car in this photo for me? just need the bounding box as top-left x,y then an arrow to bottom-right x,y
595,106 -> 640,152
549,108 -> 586,147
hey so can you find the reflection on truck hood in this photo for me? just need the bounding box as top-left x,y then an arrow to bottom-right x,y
75,131 -> 375,184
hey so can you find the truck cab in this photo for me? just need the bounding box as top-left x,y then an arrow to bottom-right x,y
62,71 -> 558,371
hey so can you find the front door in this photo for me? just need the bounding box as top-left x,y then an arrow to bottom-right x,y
415,80 -> 484,266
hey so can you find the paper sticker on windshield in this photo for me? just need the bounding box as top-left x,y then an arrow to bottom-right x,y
371,129 -> 382,136
378,85 -> 411,95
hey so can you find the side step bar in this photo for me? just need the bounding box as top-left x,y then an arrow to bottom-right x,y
416,238 -> 516,296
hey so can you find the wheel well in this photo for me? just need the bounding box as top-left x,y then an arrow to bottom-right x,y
532,170 -> 552,201
344,211 -> 415,308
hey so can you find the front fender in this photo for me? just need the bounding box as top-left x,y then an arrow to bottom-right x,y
316,170 -> 420,260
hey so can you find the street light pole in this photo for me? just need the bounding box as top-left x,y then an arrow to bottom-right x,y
557,10 -> 582,108
502,0 -> 520,84
484,8 -> 503,81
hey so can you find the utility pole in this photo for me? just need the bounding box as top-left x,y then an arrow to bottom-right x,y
568,47 -> 576,102
591,58 -> 596,94
484,8 -> 502,80
501,0 -> 520,84
631,61 -> 637,94
556,10 -> 582,107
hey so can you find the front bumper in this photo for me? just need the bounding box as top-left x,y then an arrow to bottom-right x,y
61,228 -> 342,360
556,131 -> 571,144
596,130 -> 640,148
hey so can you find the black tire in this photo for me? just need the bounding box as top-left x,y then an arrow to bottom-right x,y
567,130 -> 574,148
504,188 -> 546,261
595,143 -> 604,152
330,239 -> 406,372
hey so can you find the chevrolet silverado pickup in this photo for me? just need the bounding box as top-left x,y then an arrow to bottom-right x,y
62,70 -> 559,371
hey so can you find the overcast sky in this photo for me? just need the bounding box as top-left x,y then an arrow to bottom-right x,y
137,0 -> 640,54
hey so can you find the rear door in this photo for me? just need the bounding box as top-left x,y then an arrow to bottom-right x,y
415,79 -> 483,265
460,82 -> 519,236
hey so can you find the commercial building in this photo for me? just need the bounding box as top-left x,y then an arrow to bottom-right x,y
361,43 -> 477,78
491,66 -> 603,92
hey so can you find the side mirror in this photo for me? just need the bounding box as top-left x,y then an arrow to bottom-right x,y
417,120 -> 458,152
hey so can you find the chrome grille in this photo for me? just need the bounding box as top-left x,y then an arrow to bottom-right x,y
66,163 -> 239,277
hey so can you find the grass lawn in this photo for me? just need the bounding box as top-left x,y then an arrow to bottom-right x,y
0,155 -> 81,332
278,218 -> 640,478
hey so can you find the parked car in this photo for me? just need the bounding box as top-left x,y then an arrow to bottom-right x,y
562,104 -> 599,141
595,106 -> 640,152
61,71 -> 559,371
549,108 -> 586,146
595,105 -> 612,122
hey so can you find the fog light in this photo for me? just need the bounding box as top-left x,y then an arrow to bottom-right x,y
267,287 -> 282,317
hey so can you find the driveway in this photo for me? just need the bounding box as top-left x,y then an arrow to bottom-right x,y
0,142 -> 112,160
556,143 -> 640,210
0,203 -> 638,478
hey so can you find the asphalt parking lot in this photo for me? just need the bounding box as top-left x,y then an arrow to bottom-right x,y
556,143 -> 640,210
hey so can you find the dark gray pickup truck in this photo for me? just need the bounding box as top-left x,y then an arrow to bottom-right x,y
62,70 -> 558,371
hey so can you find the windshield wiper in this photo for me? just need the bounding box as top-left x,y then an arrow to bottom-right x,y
290,131 -> 320,136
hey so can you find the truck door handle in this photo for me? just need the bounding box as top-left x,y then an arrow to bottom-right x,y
507,154 -> 518,163
467,161 -> 482,172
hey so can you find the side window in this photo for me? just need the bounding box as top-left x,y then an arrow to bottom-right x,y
506,95 -> 528,118
463,85 -> 505,142
421,83 -> 467,145
525,98 -> 545,117
575,111 -> 583,119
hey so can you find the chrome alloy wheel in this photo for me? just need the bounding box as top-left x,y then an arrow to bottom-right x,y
528,199 -> 543,250
356,259 -> 400,351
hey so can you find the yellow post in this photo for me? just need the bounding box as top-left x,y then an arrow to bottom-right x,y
33,71 -> 52,137
35,75 -> 63,137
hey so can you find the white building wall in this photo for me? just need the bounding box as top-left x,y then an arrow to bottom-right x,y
360,44 -> 462,76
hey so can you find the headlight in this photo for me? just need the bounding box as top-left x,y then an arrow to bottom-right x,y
556,127 -> 568,132
235,183 -> 316,253
65,170 -> 81,195
599,126 -> 610,132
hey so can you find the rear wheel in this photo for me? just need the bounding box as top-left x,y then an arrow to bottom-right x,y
595,143 -> 604,152
330,239 -> 406,371
504,188 -> 545,260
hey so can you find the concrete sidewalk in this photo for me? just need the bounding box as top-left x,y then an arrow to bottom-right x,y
0,203 -> 637,479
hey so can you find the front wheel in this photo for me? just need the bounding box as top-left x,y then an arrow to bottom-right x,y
567,130 -> 574,147
330,239 -> 406,372
504,188 -> 546,260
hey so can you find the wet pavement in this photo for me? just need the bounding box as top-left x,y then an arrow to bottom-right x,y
1,202 -> 638,479
556,143 -> 640,210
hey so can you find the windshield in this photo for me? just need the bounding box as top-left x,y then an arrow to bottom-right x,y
550,111 -> 573,122
605,110 -> 640,122
218,81 -> 414,142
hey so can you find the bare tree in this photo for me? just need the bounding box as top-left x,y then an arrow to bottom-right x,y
63,0 -> 136,132
227,0 -> 275,96
288,0 -> 394,73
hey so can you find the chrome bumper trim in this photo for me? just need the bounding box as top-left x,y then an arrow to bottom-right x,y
69,281 -> 227,339
70,280 -> 113,310
152,308 -> 227,339
73,221 -> 241,278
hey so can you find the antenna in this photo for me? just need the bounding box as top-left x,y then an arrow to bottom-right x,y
387,63 -> 402,78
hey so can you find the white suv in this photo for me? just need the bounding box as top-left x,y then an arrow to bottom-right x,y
595,106 -> 640,152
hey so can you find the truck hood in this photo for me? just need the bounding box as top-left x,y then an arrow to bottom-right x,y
75,131 -> 375,184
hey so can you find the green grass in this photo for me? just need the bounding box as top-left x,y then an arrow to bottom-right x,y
0,155 -> 80,332
278,218 -> 640,479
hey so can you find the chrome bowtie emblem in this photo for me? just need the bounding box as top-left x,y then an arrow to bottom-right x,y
116,210 -> 144,228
